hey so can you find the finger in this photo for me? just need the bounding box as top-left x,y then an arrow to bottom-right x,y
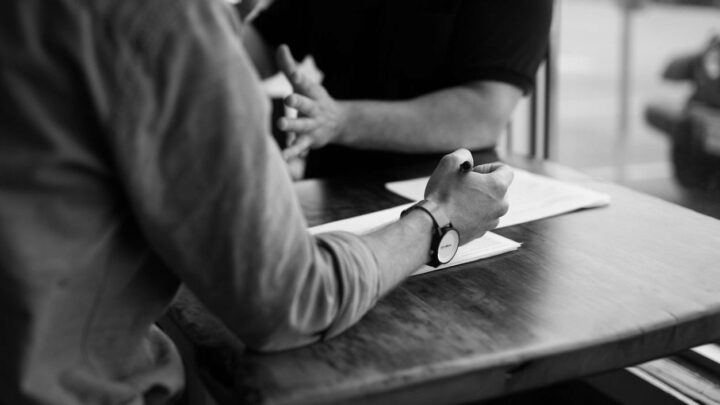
277,117 -> 317,133
277,45 -> 322,100
498,200 -> 510,217
275,56 -> 327,100
276,46 -> 331,100
472,162 -> 506,174
276,44 -> 298,80
483,164 -> 515,189
288,71 -> 328,100
286,131 -> 297,147
282,135 -> 314,159
439,148 -> 473,171
285,157 -> 306,181
284,94 -> 317,116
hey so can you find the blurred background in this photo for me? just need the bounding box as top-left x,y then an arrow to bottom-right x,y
550,0 -> 720,218
539,5 -> 720,399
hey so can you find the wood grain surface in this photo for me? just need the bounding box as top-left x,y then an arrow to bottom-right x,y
226,155 -> 720,405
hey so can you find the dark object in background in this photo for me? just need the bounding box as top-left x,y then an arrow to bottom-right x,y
650,0 -> 720,6
645,35 -> 720,192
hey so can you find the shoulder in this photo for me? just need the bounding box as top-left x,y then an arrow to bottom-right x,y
455,0 -> 553,23
85,0 -> 240,55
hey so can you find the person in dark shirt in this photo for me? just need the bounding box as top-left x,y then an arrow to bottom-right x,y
242,0 -> 554,178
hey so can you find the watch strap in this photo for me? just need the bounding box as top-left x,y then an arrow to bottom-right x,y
401,199 -> 451,230
401,200 -> 459,267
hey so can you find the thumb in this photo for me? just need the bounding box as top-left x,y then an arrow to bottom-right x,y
276,44 -> 298,79
282,135 -> 314,160
438,148 -> 473,172
472,162 -> 505,174
475,163 -> 515,189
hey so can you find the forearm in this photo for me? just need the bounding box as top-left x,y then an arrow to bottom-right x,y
117,4 -> 440,353
229,208 -> 433,351
337,81 -> 521,153
284,209 -> 434,348
359,209 -> 434,292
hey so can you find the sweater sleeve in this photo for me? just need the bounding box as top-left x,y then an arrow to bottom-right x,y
104,0 -> 385,351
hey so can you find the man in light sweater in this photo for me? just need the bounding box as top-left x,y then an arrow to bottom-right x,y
0,0 -> 512,403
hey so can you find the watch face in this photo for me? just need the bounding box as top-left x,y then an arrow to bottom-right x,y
436,229 -> 460,264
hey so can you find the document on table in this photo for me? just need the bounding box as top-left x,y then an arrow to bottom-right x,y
385,167 -> 612,229
310,216 -> 520,276
308,167 -> 610,275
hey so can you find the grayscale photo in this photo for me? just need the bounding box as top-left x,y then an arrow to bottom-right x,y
1,0 -> 718,404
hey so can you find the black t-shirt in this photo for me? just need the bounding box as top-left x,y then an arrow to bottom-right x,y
253,0 -> 554,178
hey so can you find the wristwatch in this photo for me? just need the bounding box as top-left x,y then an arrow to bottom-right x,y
401,199 -> 460,267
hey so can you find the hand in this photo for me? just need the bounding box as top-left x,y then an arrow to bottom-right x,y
276,45 -> 348,160
284,149 -> 307,181
424,149 -> 513,243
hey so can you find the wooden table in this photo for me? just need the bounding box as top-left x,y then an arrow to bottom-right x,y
221,154 -> 720,405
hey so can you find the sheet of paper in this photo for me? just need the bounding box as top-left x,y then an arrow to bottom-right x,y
411,232 -> 520,276
385,168 -> 611,229
309,207 -> 520,276
308,167 -> 607,276
309,203 -> 413,235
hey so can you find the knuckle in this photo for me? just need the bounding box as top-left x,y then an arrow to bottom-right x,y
498,200 -> 510,217
448,152 -> 465,166
489,178 -> 509,197
308,102 -> 320,115
439,153 -> 456,167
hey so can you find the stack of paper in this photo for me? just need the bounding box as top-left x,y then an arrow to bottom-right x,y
385,168 -> 612,229
309,167 -> 611,275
